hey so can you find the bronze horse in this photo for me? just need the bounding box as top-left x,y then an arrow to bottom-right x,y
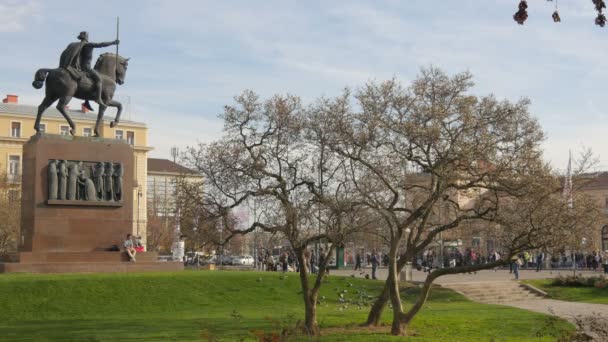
32,53 -> 130,137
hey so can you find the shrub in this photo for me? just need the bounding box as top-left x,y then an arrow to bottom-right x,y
594,279 -> 608,289
552,275 -> 607,288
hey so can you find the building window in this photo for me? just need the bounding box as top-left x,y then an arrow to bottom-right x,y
83,127 -> 92,137
115,130 -> 124,140
126,131 -> 135,145
8,155 -> 20,182
8,189 -> 19,202
486,239 -> 495,254
60,126 -> 70,136
11,122 -> 21,138
472,236 -> 481,248
38,124 -> 46,134
603,226 -> 608,251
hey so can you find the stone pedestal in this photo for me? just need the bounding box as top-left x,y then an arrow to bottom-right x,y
0,134 -> 183,273
20,134 -> 133,252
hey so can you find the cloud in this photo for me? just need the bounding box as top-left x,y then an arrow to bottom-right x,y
2,0 -> 607,169
132,103 -> 224,158
0,0 -> 41,32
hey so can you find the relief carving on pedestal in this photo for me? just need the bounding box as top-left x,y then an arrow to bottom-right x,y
47,160 -> 124,204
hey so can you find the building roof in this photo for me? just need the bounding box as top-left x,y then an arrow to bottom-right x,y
579,172 -> 608,190
148,158 -> 198,175
0,102 -> 145,126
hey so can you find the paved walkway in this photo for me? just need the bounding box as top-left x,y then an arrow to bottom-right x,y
333,267 -> 608,338
506,299 -> 608,322
331,267 -> 602,284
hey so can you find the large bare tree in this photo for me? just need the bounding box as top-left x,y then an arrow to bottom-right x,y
309,67 -> 597,335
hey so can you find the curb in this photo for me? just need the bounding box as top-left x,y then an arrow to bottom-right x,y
519,282 -> 548,297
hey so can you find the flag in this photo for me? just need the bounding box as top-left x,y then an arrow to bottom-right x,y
563,150 -> 573,208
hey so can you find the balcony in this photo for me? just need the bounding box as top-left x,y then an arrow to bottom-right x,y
7,173 -> 21,184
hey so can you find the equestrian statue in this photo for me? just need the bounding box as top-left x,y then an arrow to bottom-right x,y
32,27 -> 129,137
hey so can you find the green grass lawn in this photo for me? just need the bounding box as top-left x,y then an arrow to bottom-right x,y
0,271 -> 572,341
525,279 -> 608,304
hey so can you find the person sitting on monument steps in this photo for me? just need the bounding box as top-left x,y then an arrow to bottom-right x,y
124,233 -> 136,262
134,235 -> 145,253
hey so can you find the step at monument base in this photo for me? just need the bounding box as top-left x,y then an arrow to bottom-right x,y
0,261 -> 183,273
18,251 -> 159,263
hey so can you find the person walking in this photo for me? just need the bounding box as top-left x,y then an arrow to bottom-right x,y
523,251 -> 530,269
593,251 -> 600,272
370,251 -> 379,280
491,250 -> 501,272
512,256 -> 522,280
536,251 -> 544,272
354,252 -> 362,271
280,251 -> 288,273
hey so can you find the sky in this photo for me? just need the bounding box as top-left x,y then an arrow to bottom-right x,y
0,0 -> 606,171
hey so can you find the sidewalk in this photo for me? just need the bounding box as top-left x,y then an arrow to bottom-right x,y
331,268 -> 603,284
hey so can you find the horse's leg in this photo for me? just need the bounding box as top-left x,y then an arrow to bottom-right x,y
106,100 -> 122,128
34,96 -> 56,132
94,105 -> 107,137
56,96 -> 76,135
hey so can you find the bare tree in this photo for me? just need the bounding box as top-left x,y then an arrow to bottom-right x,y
182,91 -> 367,335
0,173 -> 19,255
310,67 -> 597,335
146,212 -> 173,254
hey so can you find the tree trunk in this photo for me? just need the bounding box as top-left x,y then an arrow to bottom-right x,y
394,273 -> 433,336
394,259 -> 511,335
296,247 -> 320,335
304,295 -> 320,335
365,280 -> 390,326
365,250 -> 409,326
387,244 -> 406,336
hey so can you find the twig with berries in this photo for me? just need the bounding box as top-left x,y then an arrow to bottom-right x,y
513,0 -> 528,25
593,0 -> 606,27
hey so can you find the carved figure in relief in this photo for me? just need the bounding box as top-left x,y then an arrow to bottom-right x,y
113,163 -> 123,201
67,162 -> 80,200
57,160 -> 68,200
92,162 -> 105,200
104,162 -> 114,201
77,169 -> 97,201
48,160 -> 58,200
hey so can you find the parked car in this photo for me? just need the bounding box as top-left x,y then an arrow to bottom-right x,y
233,255 -> 254,266
219,255 -> 235,265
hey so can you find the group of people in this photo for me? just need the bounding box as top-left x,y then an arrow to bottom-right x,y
550,251 -> 606,271
256,249 -> 300,272
255,248 -> 335,275
249,244 -> 608,282
123,234 -> 144,262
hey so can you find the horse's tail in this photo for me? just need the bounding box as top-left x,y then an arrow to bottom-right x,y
32,68 -> 52,89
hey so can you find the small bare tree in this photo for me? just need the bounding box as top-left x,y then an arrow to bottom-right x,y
182,91 -> 368,335
0,173 -> 19,255
146,212 -> 173,253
